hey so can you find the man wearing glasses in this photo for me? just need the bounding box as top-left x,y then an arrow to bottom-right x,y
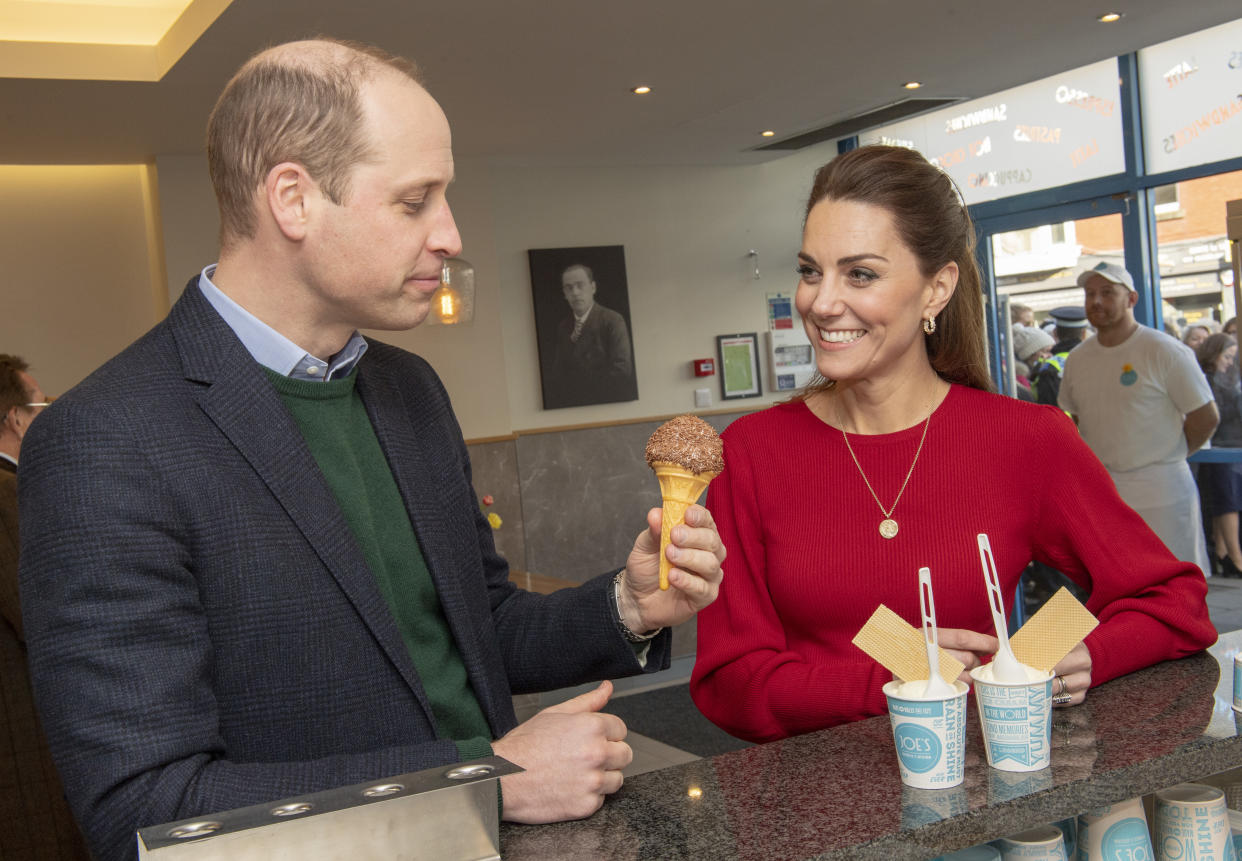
0,354 -> 89,860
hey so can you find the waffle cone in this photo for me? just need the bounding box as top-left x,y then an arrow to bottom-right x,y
652,462 -> 717,589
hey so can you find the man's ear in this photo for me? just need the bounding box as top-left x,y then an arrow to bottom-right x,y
1127,290 -> 1139,309
264,162 -> 315,241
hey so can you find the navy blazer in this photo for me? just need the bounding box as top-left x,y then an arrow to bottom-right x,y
18,279 -> 668,861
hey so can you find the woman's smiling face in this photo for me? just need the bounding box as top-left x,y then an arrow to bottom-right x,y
795,198 -> 954,387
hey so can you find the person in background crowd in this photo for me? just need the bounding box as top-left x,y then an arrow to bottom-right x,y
17,39 -> 725,861
1012,325 -> 1054,402
1060,262 -> 1219,575
1028,307 -> 1087,407
0,355 -> 90,861
1010,302 -> 1034,328
1183,323 -> 1212,353
1224,317 -> 1238,337
1196,333 -> 1242,577
690,145 -> 1214,742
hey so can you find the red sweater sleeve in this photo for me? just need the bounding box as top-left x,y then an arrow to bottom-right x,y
691,418 -> 895,742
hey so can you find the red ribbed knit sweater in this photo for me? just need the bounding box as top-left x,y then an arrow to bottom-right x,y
690,385 -> 1215,743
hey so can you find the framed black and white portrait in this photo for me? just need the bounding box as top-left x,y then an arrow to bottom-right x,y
528,245 -> 639,410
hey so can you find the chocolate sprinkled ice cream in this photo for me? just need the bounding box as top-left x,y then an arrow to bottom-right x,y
645,415 -> 724,475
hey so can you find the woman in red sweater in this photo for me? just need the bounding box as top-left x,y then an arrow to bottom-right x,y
690,145 -> 1216,744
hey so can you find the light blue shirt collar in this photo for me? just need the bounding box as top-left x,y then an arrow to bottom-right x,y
197,265 -> 368,381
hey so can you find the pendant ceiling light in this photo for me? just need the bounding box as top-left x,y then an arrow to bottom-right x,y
428,257 -> 475,326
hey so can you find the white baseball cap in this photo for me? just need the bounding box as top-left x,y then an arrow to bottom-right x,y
1076,261 -> 1136,292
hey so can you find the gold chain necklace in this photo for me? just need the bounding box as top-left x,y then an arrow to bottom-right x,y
839,412 -> 932,539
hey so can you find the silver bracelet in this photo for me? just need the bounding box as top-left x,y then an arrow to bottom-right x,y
612,571 -> 661,642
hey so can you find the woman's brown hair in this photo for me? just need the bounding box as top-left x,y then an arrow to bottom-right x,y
1196,332 -> 1236,376
800,145 -> 994,394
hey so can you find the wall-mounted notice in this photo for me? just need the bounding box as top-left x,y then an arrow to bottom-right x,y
1138,17 -> 1242,176
767,293 -> 796,330
861,59 -> 1125,206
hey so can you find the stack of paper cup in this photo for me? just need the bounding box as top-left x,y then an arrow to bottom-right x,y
882,679 -> 968,789
1154,783 -> 1236,861
995,824 -> 1068,860
969,666 -> 1054,772
1077,797 -> 1152,861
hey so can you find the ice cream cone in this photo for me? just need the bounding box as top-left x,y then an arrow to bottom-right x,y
652,461 -> 717,590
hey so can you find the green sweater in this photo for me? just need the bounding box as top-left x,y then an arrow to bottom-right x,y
266,370 -> 492,762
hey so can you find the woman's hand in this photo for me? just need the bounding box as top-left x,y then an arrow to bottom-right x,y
1051,642 -> 1093,707
936,628 -> 1000,684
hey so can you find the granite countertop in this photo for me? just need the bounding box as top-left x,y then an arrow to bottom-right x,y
501,634 -> 1242,860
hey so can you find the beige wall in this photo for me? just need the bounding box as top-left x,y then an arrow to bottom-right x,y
0,164 -> 168,398
154,142 -> 841,439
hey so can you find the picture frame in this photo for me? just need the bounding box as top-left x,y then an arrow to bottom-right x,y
716,333 -> 763,400
527,245 -> 640,410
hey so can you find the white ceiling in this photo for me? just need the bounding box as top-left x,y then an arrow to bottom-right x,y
1,1 -> 1240,166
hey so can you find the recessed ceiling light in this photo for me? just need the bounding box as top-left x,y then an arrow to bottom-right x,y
903,81 -> 923,90
1097,12 -> 1123,22
760,130 -> 776,137
631,85 -> 652,95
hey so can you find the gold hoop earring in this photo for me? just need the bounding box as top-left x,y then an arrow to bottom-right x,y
923,317 -> 936,335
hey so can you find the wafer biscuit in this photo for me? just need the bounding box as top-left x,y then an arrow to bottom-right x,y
853,604 -> 966,684
1010,587 -> 1098,673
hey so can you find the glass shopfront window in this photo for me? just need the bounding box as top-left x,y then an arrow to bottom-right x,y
861,59 -> 1124,206
1153,169 -> 1242,331
992,213 -> 1124,321
1139,17 -> 1242,176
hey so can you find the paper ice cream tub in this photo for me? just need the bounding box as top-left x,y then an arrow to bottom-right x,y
1077,796 -> 1152,861
970,664 -> 1054,773
1154,783 -> 1235,861
883,679 -> 968,790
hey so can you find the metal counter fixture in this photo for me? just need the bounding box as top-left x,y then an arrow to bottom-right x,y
137,756 -> 520,860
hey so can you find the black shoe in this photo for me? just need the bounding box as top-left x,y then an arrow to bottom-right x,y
1222,556 -> 1242,579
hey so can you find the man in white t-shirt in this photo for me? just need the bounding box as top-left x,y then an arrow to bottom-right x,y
1059,261 -> 1219,574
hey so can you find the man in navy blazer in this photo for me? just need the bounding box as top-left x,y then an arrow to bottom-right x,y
18,39 -> 724,861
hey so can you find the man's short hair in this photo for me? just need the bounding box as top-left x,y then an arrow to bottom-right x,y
561,263 -> 595,283
207,39 -> 424,245
0,354 -> 31,416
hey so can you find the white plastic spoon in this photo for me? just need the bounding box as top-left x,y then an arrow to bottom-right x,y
918,567 -> 956,698
976,533 -> 1029,683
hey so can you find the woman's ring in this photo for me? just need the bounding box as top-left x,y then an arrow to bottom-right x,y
1053,693 -> 1072,705
1055,675 -> 1068,696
